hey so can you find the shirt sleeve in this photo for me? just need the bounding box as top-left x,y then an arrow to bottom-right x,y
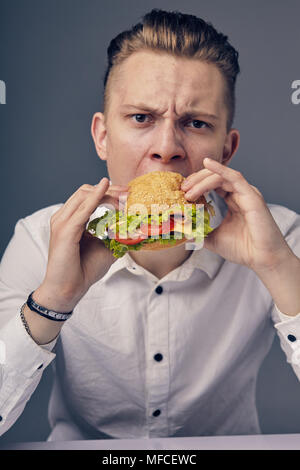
0,212 -> 59,436
270,207 -> 300,382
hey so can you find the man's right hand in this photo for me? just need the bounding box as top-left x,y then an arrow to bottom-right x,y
33,178 -> 128,314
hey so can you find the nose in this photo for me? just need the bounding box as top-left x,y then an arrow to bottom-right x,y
150,120 -> 186,164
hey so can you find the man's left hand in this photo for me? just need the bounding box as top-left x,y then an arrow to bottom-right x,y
181,157 -> 294,273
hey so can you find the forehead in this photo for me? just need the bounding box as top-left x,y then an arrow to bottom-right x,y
108,51 -> 227,117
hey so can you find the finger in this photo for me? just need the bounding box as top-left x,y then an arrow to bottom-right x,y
52,185 -> 95,224
108,185 -> 129,190
76,184 -> 129,224
203,158 -> 250,195
66,183 -> 127,208
70,179 -> 112,227
105,185 -> 129,196
181,169 -> 213,190
54,179 -> 110,224
184,173 -> 234,201
99,193 -> 127,211
55,182 -> 128,224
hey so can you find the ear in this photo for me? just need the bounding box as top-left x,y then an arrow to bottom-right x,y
91,112 -> 108,161
221,128 -> 240,166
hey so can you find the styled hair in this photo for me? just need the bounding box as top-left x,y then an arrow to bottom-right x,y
103,9 -> 240,131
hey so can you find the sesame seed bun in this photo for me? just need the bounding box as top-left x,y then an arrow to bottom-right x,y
125,171 -> 187,213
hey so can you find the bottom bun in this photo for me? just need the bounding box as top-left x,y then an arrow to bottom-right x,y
139,237 -> 188,251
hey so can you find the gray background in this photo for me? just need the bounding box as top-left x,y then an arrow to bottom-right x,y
0,0 -> 300,443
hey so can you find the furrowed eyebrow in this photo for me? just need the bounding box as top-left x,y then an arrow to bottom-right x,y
180,110 -> 219,121
120,104 -> 219,121
120,104 -> 161,114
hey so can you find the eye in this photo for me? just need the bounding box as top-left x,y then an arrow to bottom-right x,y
131,114 -> 151,123
187,120 -> 210,129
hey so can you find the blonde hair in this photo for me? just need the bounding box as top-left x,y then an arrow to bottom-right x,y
103,9 -> 240,131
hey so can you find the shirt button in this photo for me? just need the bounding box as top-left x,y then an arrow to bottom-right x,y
155,285 -> 163,294
288,334 -> 297,342
153,409 -> 161,417
154,353 -> 163,362
37,364 -> 43,370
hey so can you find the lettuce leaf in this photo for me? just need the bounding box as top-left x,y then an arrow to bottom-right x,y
86,202 -> 214,258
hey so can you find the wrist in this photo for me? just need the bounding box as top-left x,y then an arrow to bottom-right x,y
33,285 -> 80,313
252,244 -> 296,278
254,253 -> 300,317
22,302 -> 63,345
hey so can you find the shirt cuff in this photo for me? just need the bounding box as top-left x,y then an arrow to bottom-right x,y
0,312 -> 57,430
272,303 -> 300,367
0,311 -> 56,377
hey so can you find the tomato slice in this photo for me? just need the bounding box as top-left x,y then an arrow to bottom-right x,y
109,216 -> 176,245
114,235 -> 146,245
108,226 -> 146,245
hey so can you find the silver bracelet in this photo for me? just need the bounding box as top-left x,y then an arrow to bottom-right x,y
20,302 -> 33,338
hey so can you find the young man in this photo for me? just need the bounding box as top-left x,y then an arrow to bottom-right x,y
0,9 -> 300,440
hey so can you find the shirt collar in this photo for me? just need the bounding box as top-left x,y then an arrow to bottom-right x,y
99,189 -> 226,283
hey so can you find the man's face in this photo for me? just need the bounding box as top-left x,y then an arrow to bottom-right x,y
92,51 -> 239,186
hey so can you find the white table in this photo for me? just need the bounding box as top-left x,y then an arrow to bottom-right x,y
1,433 -> 300,450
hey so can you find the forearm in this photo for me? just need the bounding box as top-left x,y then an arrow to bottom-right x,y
255,252 -> 300,317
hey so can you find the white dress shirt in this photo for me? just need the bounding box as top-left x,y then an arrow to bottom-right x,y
0,190 -> 300,441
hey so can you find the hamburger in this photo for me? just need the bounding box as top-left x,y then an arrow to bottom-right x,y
87,170 -> 215,258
